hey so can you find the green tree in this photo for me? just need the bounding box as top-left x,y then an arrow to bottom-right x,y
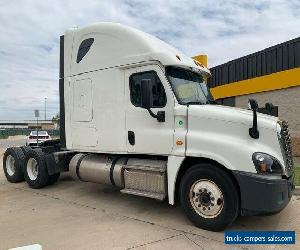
52,113 -> 60,127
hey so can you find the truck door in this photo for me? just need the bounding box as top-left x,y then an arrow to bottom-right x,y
125,65 -> 175,154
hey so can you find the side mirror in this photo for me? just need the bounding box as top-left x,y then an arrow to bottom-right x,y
141,79 -> 151,109
140,79 -> 165,123
248,99 -> 258,110
157,111 -> 165,122
265,102 -> 274,113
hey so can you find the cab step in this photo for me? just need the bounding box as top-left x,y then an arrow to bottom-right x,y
120,189 -> 165,200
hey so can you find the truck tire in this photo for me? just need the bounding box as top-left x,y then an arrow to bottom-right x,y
3,147 -> 25,183
20,146 -> 32,155
23,149 -> 49,188
180,164 -> 239,231
47,173 -> 60,185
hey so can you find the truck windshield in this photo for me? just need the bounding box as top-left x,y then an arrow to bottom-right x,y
166,66 -> 214,105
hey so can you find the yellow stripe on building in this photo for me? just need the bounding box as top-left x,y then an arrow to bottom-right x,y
211,67 -> 300,99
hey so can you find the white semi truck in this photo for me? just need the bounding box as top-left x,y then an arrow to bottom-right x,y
3,23 -> 294,231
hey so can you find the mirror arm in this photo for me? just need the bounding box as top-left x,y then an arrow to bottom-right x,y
248,99 -> 259,139
249,109 -> 259,139
147,108 -> 158,119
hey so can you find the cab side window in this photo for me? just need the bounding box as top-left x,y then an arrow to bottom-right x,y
129,71 -> 167,108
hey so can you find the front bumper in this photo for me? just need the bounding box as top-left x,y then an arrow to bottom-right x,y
233,171 -> 294,216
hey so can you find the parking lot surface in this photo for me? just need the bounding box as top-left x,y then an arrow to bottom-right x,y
0,139 -> 299,250
0,138 -> 26,149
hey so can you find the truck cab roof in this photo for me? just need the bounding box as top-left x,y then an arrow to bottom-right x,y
63,22 -> 210,78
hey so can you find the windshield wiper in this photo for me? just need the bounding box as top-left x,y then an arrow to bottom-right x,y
206,100 -> 217,104
185,101 -> 204,105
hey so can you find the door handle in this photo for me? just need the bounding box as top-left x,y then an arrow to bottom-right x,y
128,131 -> 135,145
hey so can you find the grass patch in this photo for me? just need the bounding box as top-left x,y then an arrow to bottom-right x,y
0,134 -> 8,139
295,166 -> 300,186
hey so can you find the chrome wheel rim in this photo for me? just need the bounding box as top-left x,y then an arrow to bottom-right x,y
189,179 -> 224,219
27,158 -> 38,181
6,155 -> 16,176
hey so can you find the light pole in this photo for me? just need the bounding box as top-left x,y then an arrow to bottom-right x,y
34,110 -> 40,146
44,97 -> 47,121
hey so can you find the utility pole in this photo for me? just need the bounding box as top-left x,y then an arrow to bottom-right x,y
44,97 -> 47,121
34,110 -> 40,146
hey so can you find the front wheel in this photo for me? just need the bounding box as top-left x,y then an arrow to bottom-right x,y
180,164 -> 239,231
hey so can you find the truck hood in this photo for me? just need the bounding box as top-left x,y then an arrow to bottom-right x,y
185,104 -> 284,174
188,104 -> 278,130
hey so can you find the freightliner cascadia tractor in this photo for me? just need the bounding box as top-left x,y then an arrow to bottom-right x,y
3,23 -> 295,231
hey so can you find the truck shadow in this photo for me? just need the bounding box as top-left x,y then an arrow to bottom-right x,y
54,173 -> 296,235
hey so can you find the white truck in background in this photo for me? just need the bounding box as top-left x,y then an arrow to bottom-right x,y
3,23 -> 294,231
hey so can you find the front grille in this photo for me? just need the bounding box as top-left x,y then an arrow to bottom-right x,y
279,121 -> 294,176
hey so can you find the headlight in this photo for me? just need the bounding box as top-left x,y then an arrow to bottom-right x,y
252,152 -> 283,174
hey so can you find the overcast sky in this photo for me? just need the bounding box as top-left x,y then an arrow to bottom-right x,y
0,0 -> 299,120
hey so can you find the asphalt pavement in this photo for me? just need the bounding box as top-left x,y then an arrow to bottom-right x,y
0,138 -> 26,148
0,139 -> 299,250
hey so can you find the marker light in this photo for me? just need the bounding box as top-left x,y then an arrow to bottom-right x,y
176,140 -> 183,146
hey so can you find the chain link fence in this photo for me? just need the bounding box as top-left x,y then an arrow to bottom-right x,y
0,129 -> 60,139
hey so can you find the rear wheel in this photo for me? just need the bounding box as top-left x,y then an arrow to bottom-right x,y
180,164 -> 239,231
20,146 -> 32,155
3,147 -> 25,182
47,173 -> 60,185
23,150 -> 49,188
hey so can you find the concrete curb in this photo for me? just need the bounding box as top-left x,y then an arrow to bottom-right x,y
294,186 -> 300,196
